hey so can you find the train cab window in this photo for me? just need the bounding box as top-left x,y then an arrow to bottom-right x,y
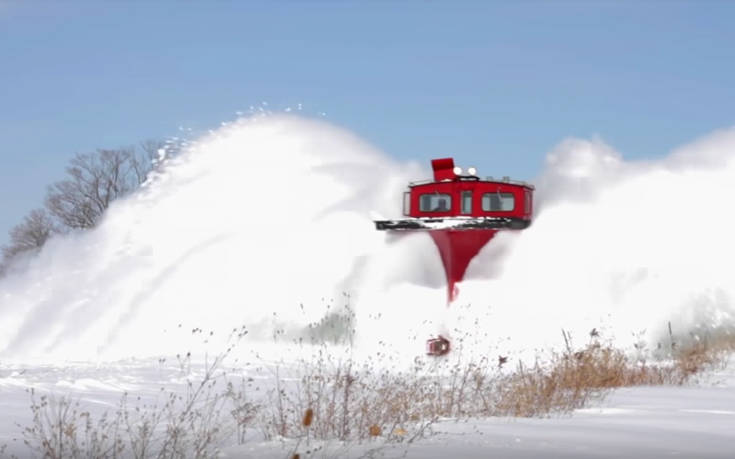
482,193 -> 515,211
461,191 -> 472,214
524,190 -> 532,214
420,193 -> 452,212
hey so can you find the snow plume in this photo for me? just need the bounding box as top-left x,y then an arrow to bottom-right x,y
343,128 -> 735,363
0,114 -> 421,362
442,129 -> 735,360
2,115 -> 735,364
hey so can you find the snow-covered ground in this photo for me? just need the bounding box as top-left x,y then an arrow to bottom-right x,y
1,356 -> 733,458
397,383 -> 735,458
222,357 -> 735,458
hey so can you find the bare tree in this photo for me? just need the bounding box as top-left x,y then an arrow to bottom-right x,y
45,148 -> 143,229
132,139 -> 167,183
0,141 -> 170,277
1,209 -> 58,261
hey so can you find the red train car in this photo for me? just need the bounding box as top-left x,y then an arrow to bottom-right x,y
374,157 -> 534,356
376,157 -> 533,231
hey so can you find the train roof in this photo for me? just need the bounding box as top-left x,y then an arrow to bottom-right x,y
411,157 -> 534,189
408,177 -> 534,189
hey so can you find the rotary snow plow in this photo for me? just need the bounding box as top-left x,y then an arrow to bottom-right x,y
374,158 -> 534,356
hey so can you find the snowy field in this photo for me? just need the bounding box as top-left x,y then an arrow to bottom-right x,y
393,361 -> 735,459
1,356 -> 733,458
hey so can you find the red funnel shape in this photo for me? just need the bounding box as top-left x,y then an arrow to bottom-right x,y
429,229 -> 498,302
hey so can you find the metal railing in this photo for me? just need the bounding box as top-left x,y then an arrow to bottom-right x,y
408,177 -> 533,188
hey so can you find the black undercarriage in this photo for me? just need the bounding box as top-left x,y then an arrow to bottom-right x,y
374,217 -> 531,231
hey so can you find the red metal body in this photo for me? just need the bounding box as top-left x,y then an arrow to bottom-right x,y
409,158 -> 532,222
374,157 -> 534,355
429,230 -> 497,302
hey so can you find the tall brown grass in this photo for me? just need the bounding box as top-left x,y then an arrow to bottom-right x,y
263,328 -> 734,449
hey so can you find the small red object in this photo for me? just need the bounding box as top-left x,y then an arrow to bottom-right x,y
431,157 -> 457,181
426,336 -> 451,356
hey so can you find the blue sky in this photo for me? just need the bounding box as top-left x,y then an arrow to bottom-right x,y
1,1 -> 735,245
